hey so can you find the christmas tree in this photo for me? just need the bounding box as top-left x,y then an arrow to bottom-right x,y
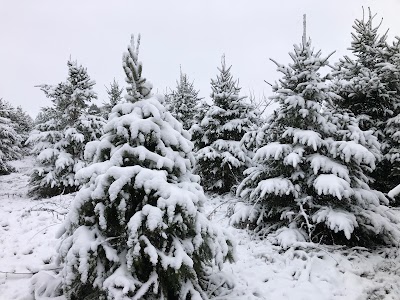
167,68 -> 202,130
49,35 -> 234,299
194,56 -> 257,194
28,61 -> 105,197
233,23 -> 400,246
333,9 -> 400,193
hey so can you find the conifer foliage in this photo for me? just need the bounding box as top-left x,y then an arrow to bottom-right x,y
167,69 -> 202,130
52,35 -> 234,300
233,34 -> 400,246
333,9 -> 400,193
102,79 -> 124,118
0,99 -> 22,174
190,99 -> 211,152
28,60 -> 105,197
386,113 -> 400,187
194,56 -> 256,194
0,99 -> 34,146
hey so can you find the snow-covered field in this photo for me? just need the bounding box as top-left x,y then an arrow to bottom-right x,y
1,157 -> 400,300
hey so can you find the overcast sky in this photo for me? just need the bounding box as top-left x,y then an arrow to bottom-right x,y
1,0 -> 400,118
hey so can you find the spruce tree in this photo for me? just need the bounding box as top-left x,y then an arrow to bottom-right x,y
13,106 -> 34,144
333,9 -> 400,193
51,35 -> 234,300
102,79 -> 124,118
28,60 -> 105,197
0,99 -> 21,174
385,110 -> 400,204
190,100 -> 211,152
167,69 -> 202,130
233,31 -> 400,246
383,37 -> 400,197
0,120 -> 20,174
194,56 -> 256,194
28,113 -> 64,196
0,99 -> 33,146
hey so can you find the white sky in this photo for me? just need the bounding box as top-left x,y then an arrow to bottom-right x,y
1,0 -> 400,118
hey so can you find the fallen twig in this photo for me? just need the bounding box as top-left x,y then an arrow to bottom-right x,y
0,267 -> 62,277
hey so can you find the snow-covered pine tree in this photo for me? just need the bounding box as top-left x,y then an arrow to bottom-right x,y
333,9 -> 400,193
383,36 -> 400,198
0,99 -> 33,146
12,106 -> 34,144
167,69 -> 202,130
233,29 -> 400,246
195,56 -> 257,194
0,118 -> 20,174
102,79 -> 124,118
0,99 -> 21,174
51,35 -> 234,300
28,60 -> 105,197
28,110 -> 64,196
61,60 -> 97,126
385,113 -> 400,202
190,100 -> 211,152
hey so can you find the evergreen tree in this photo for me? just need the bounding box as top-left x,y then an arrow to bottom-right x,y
0,99 -> 33,144
27,114 -> 64,196
233,31 -> 400,246
28,60 -> 105,197
384,36 -> 400,197
164,90 -> 173,110
102,79 -> 124,118
386,113 -> 400,188
333,9 -> 400,193
14,106 -> 34,139
194,56 -> 257,194
190,100 -> 211,152
49,35 -> 234,300
167,69 -> 202,130
0,99 -> 21,174
0,119 -> 20,174
62,60 -> 97,125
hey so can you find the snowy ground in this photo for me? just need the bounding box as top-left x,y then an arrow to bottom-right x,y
1,157 -> 400,300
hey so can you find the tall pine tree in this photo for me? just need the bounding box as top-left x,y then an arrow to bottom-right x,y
28,60 -> 105,197
190,99 -> 211,152
333,9 -> 400,194
384,36 -> 400,199
46,35 -> 235,300
0,99 -> 21,174
194,56 -> 257,194
0,99 -> 33,147
102,79 -> 124,118
167,69 -> 202,130
233,26 -> 400,246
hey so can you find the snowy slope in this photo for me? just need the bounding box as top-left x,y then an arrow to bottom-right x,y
205,197 -> 400,300
0,157 -> 73,300
1,157 -> 400,300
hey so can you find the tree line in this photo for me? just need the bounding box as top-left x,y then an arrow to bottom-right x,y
12,8 -> 400,300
